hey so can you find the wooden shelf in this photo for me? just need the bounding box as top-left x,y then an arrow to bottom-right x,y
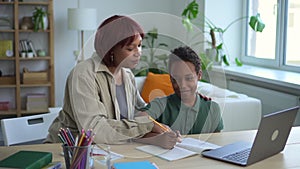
21,110 -> 49,115
19,29 -> 51,33
0,57 -> 15,60
0,30 -> 15,33
0,85 -> 16,88
18,2 -> 50,5
19,56 -> 51,60
0,110 -> 17,116
0,2 -> 14,5
21,83 -> 51,87
0,0 -> 54,117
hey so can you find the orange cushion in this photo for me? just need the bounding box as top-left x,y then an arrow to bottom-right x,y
141,72 -> 174,103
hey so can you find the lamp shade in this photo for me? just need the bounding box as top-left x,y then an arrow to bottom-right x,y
68,8 -> 97,30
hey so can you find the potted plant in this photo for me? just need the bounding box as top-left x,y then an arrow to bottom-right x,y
20,50 -> 26,58
27,49 -> 34,58
181,0 -> 265,67
32,7 -> 48,32
134,27 -> 169,76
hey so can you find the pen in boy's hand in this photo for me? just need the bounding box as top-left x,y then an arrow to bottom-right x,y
148,116 -> 170,132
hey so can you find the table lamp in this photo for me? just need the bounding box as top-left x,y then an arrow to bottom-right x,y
68,8 -> 97,62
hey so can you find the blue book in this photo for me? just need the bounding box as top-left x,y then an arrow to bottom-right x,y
113,160 -> 158,169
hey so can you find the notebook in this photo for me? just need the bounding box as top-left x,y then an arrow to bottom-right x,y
201,106 -> 299,166
136,137 -> 220,161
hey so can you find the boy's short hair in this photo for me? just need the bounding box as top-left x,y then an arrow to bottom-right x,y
168,46 -> 202,74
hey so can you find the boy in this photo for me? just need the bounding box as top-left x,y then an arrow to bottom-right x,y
143,46 -> 223,135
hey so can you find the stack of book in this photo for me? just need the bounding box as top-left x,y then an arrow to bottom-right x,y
19,39 -> 37,57
0,16 -> 12,30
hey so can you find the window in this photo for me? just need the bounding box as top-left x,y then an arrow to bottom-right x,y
243,0 -> 300,72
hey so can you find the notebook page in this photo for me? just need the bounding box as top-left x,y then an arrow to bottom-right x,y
176,138 -> 220,154
136,144 -> 197,161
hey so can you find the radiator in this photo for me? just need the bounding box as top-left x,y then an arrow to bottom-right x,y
228,80 -> 300,126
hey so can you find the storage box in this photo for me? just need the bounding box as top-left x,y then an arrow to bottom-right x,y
0,101 -> 9,111
0,76 -> 15,85
23,71 -> 48,84
26,94 -> 48,112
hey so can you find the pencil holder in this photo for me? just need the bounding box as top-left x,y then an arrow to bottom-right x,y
62,145 -> 94,169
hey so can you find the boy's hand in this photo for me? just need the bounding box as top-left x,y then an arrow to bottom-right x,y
154,131 -> 178,149
175,130 -> 182,143
152,122 -> 171,134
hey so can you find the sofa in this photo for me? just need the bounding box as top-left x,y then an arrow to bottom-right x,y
46,77 -> 262,132
135,76 -> 262,132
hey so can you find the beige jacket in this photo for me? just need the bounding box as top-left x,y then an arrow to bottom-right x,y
45,53 -> 153,144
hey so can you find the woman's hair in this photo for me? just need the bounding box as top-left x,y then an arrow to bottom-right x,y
94,15 -> 144,66
168,46 -> 202,74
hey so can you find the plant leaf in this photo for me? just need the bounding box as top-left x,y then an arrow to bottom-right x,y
222,54 -> 230,66
235,57 -> 243,66
155,54 -> 169,60
147,28 -> 158,39
181,0 -> 199,31
181,0 -> 198,20
158,43 -> 168,48
140,55 -> 148,62
216,43 -> 223,50
249,13 -> 265,32
182,17 -> 193,31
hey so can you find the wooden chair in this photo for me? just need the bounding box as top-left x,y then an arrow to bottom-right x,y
0,109 -> 60,146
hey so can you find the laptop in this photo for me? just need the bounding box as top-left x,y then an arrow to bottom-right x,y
201,106 -> 299,166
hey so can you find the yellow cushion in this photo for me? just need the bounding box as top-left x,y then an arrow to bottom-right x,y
141,72 -> 174,103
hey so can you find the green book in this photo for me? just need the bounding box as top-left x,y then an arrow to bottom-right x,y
0,150 -> 52,169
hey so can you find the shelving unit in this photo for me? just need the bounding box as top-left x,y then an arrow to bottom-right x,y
0,0 -> 54,117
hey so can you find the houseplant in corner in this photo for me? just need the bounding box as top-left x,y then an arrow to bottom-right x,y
181,0 -> 265,67
32,7 -> 48,32
134,27 -> 169,76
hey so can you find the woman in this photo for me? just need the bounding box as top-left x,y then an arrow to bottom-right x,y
45,15 -> 178,149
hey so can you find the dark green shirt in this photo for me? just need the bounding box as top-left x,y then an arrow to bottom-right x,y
144,94 -> 223,134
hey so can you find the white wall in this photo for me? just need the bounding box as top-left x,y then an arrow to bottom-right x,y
52,0 -> 240,106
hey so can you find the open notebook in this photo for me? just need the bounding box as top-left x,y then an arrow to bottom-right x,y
136,137 -> 220,161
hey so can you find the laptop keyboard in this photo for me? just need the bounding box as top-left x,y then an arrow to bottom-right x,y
222,148 -> 251,163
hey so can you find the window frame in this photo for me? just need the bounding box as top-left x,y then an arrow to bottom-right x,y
241,0 -> 300,72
